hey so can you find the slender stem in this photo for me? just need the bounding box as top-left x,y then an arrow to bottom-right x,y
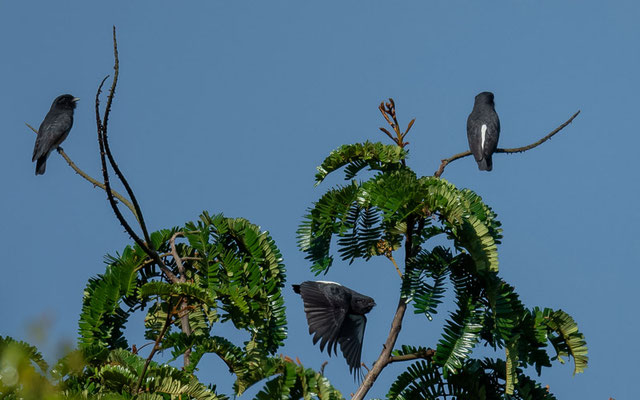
352,297 -> 408,400
434,110 -> 581,177
100,26 -> 153,248
387,348 -> 435,364
134,300 -> 175,393
387,254 -> 403,278
24,123 -> 139,221
170,231 -> 193,366
353,217 -> 415,400
94,31 -> 179,284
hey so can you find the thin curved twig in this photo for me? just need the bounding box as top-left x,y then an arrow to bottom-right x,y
100,26 -> 152,247
388,348 -> 435,364
24,123 -> 139,221
434,110 -> 581,177
95,30 -> 178,284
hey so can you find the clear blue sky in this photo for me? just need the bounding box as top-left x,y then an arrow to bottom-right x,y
1,1 -> 638,398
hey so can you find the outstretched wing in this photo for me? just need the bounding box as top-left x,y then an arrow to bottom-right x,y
33,111 -> 73,161
338,314 -> 367,376
296,281 -> 349,356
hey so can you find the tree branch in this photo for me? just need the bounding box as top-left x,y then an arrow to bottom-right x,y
434,110 -> 581,177
170,231 -> 193,367
352,296 -> 408,400
94,29 -> 179,284
134,299 -> 176,393
388,348 -> 435,364
24,123 -> 139,221
99,26 -> 153,247
353,217 -> 416,399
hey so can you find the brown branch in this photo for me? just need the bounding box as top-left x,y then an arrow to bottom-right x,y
320,361 -> 328,375
434,110 -> 581,178
388,348 -> 435,364
134,300 -> 176,393
387,253 -> 403,279
353,217 -> 417,399
378,98 -> 412,152
352,296 -> 408,400
24,123 -> 139,221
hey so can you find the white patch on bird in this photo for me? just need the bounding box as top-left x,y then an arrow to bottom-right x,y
316,280 -> 341,286
481,124 -> 487,151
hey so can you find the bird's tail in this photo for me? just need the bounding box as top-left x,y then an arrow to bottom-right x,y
35,157 -> 47,175
478,157 -> 493,171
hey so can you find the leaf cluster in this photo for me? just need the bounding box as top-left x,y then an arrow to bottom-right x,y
298,141 -> 588,398
1,212 -> 342,399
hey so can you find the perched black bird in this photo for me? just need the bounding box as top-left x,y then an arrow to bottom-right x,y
467,91 -> 500,171
292,281 -> 376,376
32,94 -> 79,175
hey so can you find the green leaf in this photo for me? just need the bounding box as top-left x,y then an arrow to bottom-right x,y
315,141 -> 407,184
540,308 -> 588,374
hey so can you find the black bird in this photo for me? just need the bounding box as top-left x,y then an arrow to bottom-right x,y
467,91 -> 500,171
293,281 -> 376,376
32,94 -> 79,175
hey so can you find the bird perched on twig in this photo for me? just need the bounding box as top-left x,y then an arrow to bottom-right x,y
467,91 -> 500,171
293,281 -> 376,377
32,94 -> 79,175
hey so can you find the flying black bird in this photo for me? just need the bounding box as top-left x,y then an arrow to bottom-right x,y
292,281 -> 376,376
32,94 -> 79,175
467,91 -> 500,171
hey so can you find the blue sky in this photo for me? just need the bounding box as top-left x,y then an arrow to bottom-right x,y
1,1 -> 638,398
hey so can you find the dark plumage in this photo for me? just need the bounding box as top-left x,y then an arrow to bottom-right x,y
467,91 -> 500,171
292,281 -> 375,376
32,94 -> 78,175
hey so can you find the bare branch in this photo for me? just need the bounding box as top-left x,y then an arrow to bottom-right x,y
24,123 -> 139,221
434,110 -> 581,178
94,29 -> 179,284
99,26 -> 153,247
352,297 -> 408,400
388,348 -> 435,364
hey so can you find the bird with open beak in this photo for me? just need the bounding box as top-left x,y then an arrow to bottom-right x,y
32,94 -> 79,175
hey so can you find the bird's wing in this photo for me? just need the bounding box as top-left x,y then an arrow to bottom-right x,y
338,314 -> 367,375
33,112 -> 73,161
482,116 -> 500,158
466,114 -> 485,163
298,282 -> 349,356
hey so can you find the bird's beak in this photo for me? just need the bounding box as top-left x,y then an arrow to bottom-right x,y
72,97 -> 80,102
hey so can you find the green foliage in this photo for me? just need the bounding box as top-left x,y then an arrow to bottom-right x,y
300,140 -> 588,398
0,336 -> 59,399
10,210 -> 341,399
314,141 -> 407,184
